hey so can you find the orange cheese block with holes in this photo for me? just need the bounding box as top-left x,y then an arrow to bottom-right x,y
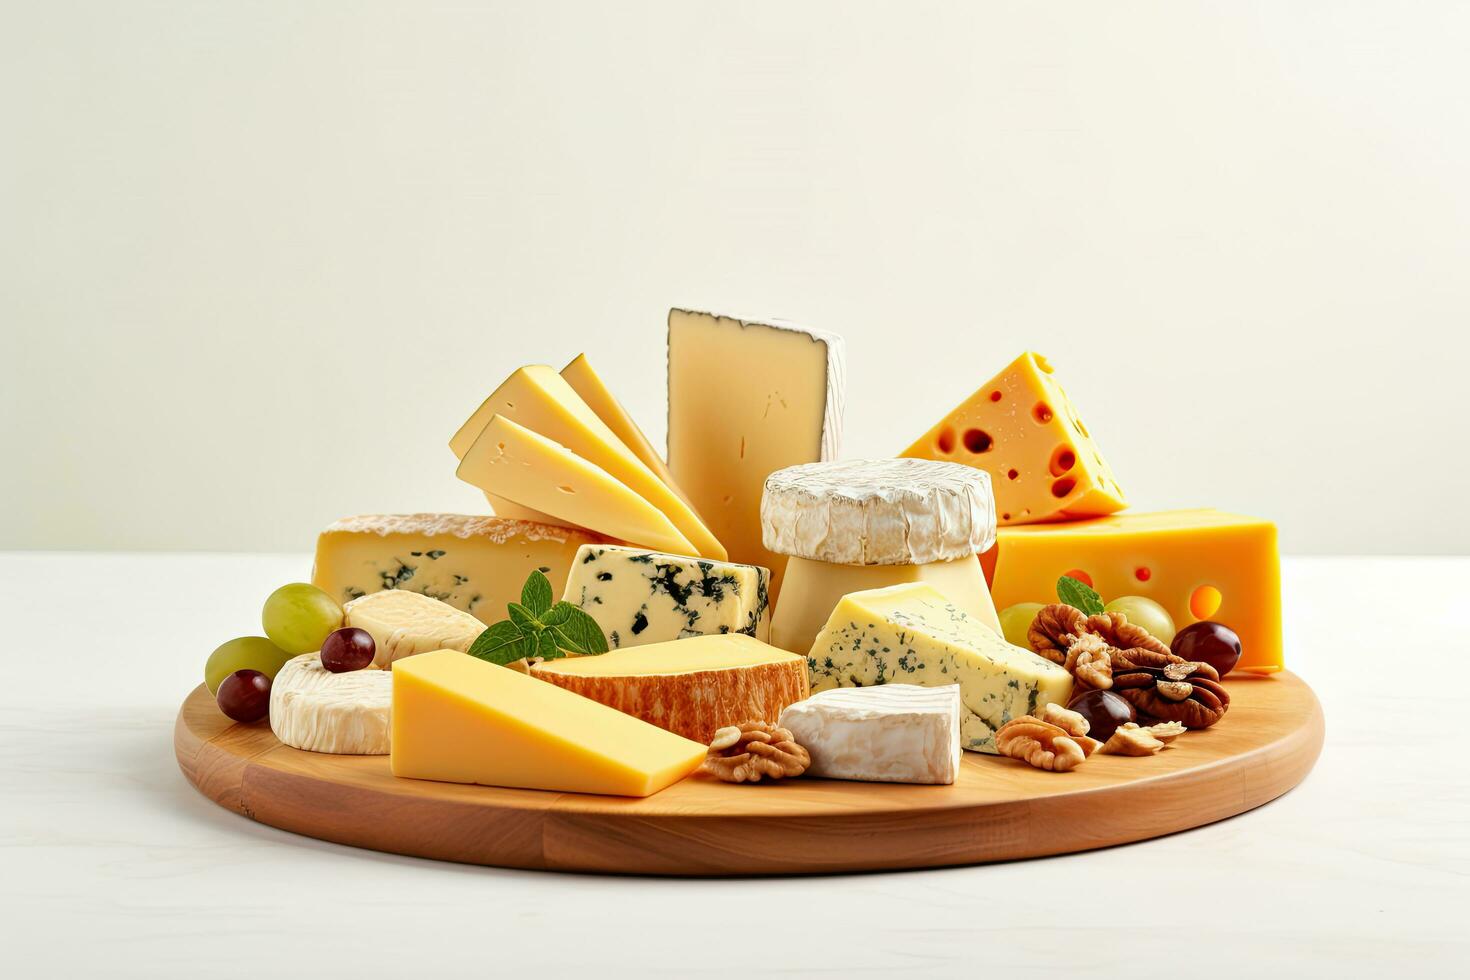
391,650 -> 708,797
900,352 -> 1125,525
980,509 -> 1283,674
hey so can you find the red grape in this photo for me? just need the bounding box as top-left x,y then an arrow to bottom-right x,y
320,627 -> 375,672
217,669 -> 271,722
1065,689 -> 1135,742
1171,621 -> 1242,678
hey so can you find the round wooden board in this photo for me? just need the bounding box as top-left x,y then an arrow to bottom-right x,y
175,671 -> 1323,876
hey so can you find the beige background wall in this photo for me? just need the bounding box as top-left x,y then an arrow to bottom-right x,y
4,1 -> 1467,554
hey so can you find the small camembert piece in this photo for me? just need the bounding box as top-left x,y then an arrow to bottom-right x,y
901,351 -> 1125,525
762,458 -> 1001,655
310,513 -> 601,621
808,583 -> 1073,754
391,649 -> 707,797
269,653 -> 391,755
667,308 -> 845,597
342,589 -> 484,667
529,634 -> 808,743
562,543 -> 771,649
778,684 -> 962,785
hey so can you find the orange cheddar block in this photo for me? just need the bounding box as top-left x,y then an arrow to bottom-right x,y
981,509 -> 1283,674
391,650 -> 707,797
901,352 -> 1126,525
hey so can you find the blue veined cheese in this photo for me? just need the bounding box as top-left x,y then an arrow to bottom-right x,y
807,582 -> 1073,753
562,544 -> 771,649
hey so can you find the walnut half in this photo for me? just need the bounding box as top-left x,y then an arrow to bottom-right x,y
702,720 -> 811,783
995,715 -> 1102,772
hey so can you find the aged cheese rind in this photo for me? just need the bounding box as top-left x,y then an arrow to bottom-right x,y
391,650 -> 707,797
761,459 -> 996,566
563,544 -> 771,649
457,416 -> 697,556
808,583 -> 1073,753
450,365 -> 725,559
901,351 -> 1125,525
269,654 -> 391,755
770,554 -> 1000,656
983,509 -> 1284,673
667,308 -> 846,598
311,513 -> 601,621
778,684 -> 961,785
529,634 -> 808,743
342,589 -> 483,667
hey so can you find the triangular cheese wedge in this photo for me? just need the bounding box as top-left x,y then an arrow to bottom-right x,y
391,650 -> 707,797
560,353 -> 696,510
457,415 -> 697,556
451,365 -> 726,559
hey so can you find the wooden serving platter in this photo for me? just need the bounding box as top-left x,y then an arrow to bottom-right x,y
175,671 -> 1323,876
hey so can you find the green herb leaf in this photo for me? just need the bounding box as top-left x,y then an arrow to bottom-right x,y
540,602 -> 572,628
547,602 -> 609,655
467,621 -> 535,665
535,629 -> 561,662
1057,575 -> 1105,616
507,602 -> 542,634
520,570 -> 553,617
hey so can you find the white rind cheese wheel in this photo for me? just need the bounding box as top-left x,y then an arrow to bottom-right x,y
761,458 -> 996,566
778,684 -> 962,785
269,654 -> 391,755
343,589 -> 483,667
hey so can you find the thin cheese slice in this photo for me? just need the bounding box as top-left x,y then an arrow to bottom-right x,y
529,634 -> 807,743
560,353 -> 696,509
391,649 -> 707,797
457,415 -> 697,556
451,365 -> 725,560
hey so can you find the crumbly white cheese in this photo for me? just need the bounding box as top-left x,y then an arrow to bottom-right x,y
269,654 -> 391,755
779,684 -> 962,784
343,589 -> 484,667
761,459 -> 996,565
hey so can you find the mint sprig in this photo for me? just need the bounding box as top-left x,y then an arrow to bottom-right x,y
467,570 -> 610,666
1057,575 -> 1105,616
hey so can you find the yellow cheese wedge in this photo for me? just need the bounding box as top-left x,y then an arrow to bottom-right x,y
451,365 -> 725,560
391,649 -> 708,797
560,353 -> 697,510
901,352 -> 1126,525
457,415 -> 697,556
529,634 -> 807,743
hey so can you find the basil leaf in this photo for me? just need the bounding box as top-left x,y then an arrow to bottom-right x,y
467,621 -> 535,665
507,602 -> 542,633
547,603 -> 609,655
1057,575 -> 1105,616
520,570 -> 553,617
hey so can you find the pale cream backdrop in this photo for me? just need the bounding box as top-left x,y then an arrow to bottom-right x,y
3,2 -> 1467,554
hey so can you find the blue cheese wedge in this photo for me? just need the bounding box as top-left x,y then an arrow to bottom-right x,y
778,684 -> 962,784
807,583 -> 1073,753
562,544 -> 771,649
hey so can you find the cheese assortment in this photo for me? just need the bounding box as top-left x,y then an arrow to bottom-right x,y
194,305 -> 1288,812
761,459 -> 1002,654
529,634 -> 807,742
563,543 -> 771,649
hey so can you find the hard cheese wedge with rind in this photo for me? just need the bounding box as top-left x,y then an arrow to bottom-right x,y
457,416 -> 697,557
451,364 -> 725,560
901,352 -> 1125,525
529,634 -> 807,743
808,583 -> 1073,753
391,650 -> 707,797
982,509 -> 1284,673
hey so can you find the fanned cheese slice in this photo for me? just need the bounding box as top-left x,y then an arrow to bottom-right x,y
529,634 -> 807,743
269,654 -> 391,755
450,365 -> 726,559
343,589 -> 484,667
457,416 -> 697,556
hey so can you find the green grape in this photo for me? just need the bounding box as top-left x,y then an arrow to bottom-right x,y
205,636 -> 293,694
262,583 -> 343,654
997,602 -> 1046,649
1103,595 -> 1177,646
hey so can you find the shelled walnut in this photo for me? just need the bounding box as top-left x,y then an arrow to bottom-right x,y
1113,659 -> 1230,729
995,713 -> 1102,773
1028,605 -> 1179,694
702,721 -> 811,783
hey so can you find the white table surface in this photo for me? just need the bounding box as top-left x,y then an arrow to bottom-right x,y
3,552 -> 1466,978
